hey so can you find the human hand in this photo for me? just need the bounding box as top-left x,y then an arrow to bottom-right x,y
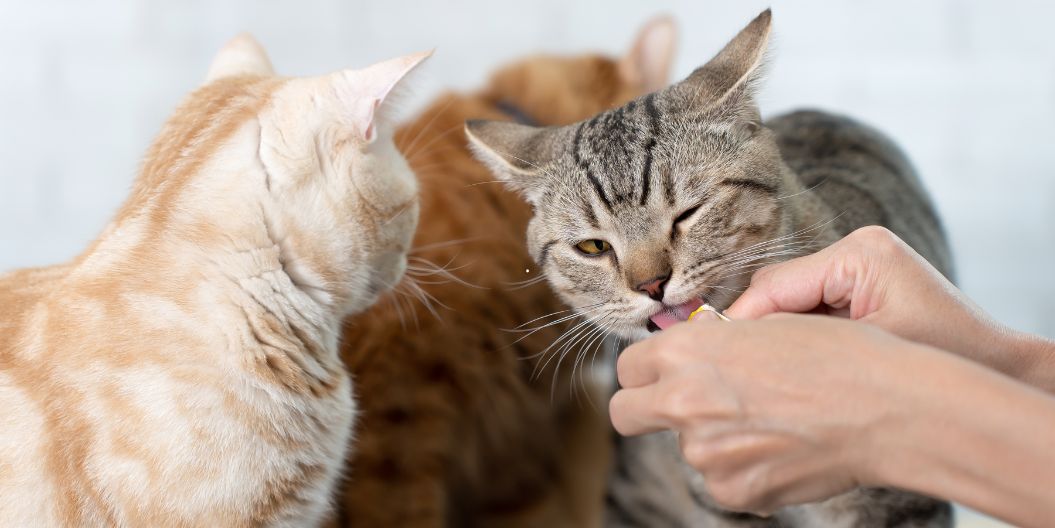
726,226 -> 1028,380
609,313 -> 946,513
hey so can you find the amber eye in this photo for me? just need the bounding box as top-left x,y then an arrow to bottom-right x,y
575,239 -> 612,256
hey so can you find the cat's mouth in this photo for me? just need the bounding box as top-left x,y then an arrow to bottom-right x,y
646,298 -> 704,332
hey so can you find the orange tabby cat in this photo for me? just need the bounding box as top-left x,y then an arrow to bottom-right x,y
0,36 -> 426,526
335,18 -> 676,527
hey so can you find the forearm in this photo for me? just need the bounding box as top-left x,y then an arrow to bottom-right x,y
871,348 -> 1055,528
932,314 -> 1055,394
995,330 -> 1055,394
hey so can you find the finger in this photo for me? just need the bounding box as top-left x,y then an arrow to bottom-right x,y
609,385 -> 671,436
726,248 -> 839,320
616,338 -> 660,389
689,309 -> 721,323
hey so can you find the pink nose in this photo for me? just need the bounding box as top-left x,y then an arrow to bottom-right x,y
636,275 -> 669,301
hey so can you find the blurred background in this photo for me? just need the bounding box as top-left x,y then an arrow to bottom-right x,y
0,1 -> 1047,525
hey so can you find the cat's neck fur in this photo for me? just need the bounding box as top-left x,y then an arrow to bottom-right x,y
776,162 -> 843,247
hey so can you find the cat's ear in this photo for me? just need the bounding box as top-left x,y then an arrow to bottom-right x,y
337,50 -> 432,143
465,120 -> 560,199
619,15 -> 678,93
205,33 -> 275,83
669,9 -> 771,116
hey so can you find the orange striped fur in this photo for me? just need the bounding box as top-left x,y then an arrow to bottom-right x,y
0,35 -> 427,526
333,18 -> 676,527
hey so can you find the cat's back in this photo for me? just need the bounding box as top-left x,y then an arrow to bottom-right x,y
768,110 -> 953,276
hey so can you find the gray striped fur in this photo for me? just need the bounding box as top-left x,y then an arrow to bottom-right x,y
468,9 -> 952,528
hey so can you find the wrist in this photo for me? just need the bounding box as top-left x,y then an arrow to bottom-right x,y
851,341 -> 953,487
941,313 -> 1054,392
862,346 -> 1055,526
996,330 -> 1055,393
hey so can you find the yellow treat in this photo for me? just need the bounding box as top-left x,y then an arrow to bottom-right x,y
688,304 -> 731,321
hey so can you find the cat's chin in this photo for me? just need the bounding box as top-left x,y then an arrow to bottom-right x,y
608,327 -> 651,344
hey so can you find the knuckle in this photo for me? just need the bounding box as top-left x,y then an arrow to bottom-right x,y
658,382 -> 699,422
850,225 -> 901,254
653,340 -> 686,368
615,352 -> 633,380
705,478 -> 757,513
681,441 -> 719,471
608,392 -> 630,433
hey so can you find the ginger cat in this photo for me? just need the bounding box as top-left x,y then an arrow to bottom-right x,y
334,18 -> 676,527
0,36 -> 426,526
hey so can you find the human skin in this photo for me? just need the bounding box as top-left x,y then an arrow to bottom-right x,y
609,226 -> 1055,527
727,225 -> 1055,392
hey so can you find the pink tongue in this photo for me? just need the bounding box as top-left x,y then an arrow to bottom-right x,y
649,299 -> 705,330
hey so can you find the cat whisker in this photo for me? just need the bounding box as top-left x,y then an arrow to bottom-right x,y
502,274 -> 547,290
508,302 -> 605,331
776,177 -> 829,201
506,307 -> 608,351
464,180 -> 512,187
477,143 -> 562,181
505,303 -> 607,335
397,96 -> 458,159
407,142 -> 467,165
406,255 -> 487,290
405,125 -> 467,164
410,237 -> 482,254
402,279 -> 446,321
531,317 -> 599,379
570,316 -> 613,407
551,321 -> 609,403
721,213 -> 845,260
386,286 -> 410,330
382,203 -> 414,226
541,312 -> 614,396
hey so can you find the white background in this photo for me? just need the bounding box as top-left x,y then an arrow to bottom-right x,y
0,2 -> 1046,525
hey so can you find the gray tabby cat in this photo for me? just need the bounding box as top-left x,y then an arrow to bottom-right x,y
465,8 -> 953,528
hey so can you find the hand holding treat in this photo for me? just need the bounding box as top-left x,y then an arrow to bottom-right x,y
727,226 -> 1055,392
610,227 -> 1055,525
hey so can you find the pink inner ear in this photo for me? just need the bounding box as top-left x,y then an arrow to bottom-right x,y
362,98 -> 382,143
345,50 -> 431,143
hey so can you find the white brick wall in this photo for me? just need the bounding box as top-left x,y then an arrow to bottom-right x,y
0,1 -> 1043,524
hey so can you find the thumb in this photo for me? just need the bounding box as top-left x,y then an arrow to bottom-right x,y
725,250 -> 834,320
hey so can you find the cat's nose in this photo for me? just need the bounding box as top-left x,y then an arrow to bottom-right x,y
636,274 -> 670,301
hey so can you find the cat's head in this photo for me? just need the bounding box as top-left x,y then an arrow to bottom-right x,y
467,10 -> 790,341
136,36 -> 428,314
480,15 -> 678,125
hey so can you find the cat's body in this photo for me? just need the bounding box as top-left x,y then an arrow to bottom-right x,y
333,19 -> 677,528
469,10 -> 952,528
603,110 -> 955,528
0,36 -> 425,526
768,109 -> 951,273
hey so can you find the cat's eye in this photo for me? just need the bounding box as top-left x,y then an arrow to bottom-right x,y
575,239 -> 612,256
673,205 -> 702,226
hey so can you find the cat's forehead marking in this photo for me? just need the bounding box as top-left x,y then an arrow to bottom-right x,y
566,93 -> 666,216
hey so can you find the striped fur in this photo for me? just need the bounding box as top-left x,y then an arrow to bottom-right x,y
332,17 -> 678,527
0,36 -> 427,526
468,10 -> 952,528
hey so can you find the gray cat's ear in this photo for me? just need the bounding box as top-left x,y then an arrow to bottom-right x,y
670,8 -> 771,115
465,120 -> 559,199
206,33 -> 275,83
